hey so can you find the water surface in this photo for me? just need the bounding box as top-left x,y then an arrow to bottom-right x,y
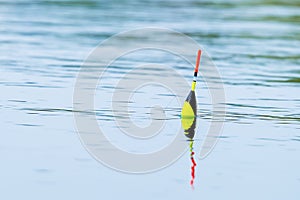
0,0 -> 299,199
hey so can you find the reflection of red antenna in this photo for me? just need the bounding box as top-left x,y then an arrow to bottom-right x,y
190,141 -> 197,188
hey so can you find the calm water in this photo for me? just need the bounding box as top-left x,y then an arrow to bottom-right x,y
1,0 -> 300,199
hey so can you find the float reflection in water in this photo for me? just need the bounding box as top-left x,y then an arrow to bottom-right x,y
189,140 -> 196,188
181,112 -> 197,188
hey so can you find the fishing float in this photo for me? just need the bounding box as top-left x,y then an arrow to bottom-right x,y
181,50 -> 202,139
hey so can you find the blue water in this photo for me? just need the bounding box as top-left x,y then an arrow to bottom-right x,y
1,0 -> 300,199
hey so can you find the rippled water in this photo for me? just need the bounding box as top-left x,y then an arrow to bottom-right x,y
1,0 -> 300,199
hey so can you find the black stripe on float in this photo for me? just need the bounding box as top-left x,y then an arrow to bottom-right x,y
194,72 -> 197,77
